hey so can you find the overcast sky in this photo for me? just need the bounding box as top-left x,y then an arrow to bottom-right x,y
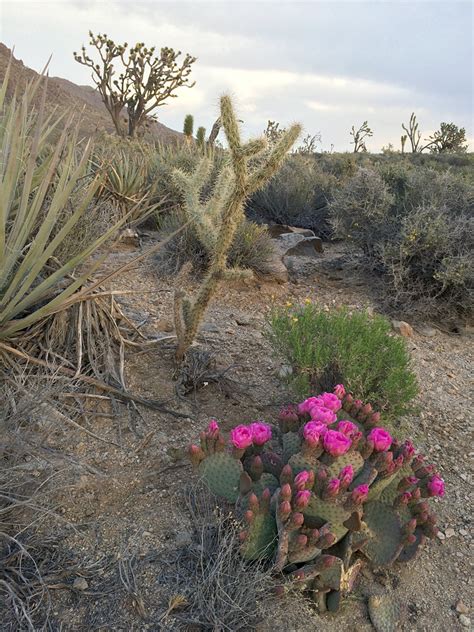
1,0 -> 473,150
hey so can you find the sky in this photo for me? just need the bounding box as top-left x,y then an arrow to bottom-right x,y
1,0 -> 473,151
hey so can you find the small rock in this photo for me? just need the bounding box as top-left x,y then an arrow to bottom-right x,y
445,528 -> 456,538
119,228 -> 139,246
459,614 -> 471,628
201,322 -> 219,333
155,318 -> 174,333
278,365 -> 293,378
417,325 -> 437,337
235,316 -> 251,326
459,529 -> 468,536
437,531 -> 446,540
392,320 -> 414,337
456,601 -> 470,615
73,577 -> 89,591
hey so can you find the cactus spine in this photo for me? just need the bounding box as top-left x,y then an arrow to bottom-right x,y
173,95 -> 301,360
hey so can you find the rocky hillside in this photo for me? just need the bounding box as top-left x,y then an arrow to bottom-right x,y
0,43 -> 183,143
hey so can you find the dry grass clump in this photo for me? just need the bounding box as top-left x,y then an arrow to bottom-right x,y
156,484 -> 275,630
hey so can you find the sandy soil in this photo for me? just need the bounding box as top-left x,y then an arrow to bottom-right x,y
45,238 -> 473,631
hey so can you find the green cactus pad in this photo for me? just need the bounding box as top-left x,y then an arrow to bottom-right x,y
327,451 -> 364,480
361,501 -> 403,566
288,452 -> 320,475
350,461 -> 378,489
315,556 -> 344,591
304,497 -> 350,542
251,472 -> 280,499
282,431 -> 301,462
288,541 -> 321,565
368,593 -> 402,632
367,472 -> 398,502
261,450 -> 283,478
198,452 -> 242,502
241,512 -> 277,560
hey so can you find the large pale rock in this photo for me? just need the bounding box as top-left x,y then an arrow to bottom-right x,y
268,224 -> 316,239
391,320 -> 414,337
274,232 -> 323,256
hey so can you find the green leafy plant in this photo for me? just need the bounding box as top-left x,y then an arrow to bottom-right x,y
189,385 -> 443,613
268,305 -> 418,418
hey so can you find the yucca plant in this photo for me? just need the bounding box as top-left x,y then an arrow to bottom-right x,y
0,65 -> 127,341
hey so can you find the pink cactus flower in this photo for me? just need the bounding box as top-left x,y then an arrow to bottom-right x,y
278,405 -> 299,424
250,421 -> 272,446
316,392 -> 342,413
326,478 -> 341,496
298,397 -> 322,415
427,475 -> 445,497
303,421 -> 326,446
337,420 -> 359,438
294,470 -> 311,490
295,490 -> 311,508
323,430 -> 352,457
333,384 -> 346,399
338,465 -> 354,486
367,427 -> 392,452
407,476 -> 419,485
351,484 -> 369,504
230,425 -> 253,450
309,406 -> 337,425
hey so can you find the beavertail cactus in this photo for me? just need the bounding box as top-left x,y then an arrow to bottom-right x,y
189,386 -> 444,612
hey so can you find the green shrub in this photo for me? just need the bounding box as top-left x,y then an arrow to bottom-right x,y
248,154 -> 338,238
268,305 -> 418,418
156,211 -> 276,276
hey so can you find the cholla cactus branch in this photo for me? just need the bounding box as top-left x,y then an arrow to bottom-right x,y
172,95 -> 300,361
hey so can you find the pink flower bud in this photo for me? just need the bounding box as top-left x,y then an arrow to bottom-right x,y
337,420 -> 359,438
338,465 -> 354,486
368,411 -> 381,425
291,512 -> 304,527
295,490 -> 311,508
326,478 -> 340,496
278,404 -> 299,424
296,534 -> 308,548
206,419 -> 219,437
427,475 -> 445,497
303,421 -> 326,446
278,500 -> 291,518
230,425 -> 253,450
353,399 -> 363,409
333,384 -> 346,399
367,427 -> 392,452
401,440 -> 415,459
244,510 -> 254,523
323,430 -> 352,457
309,406 -> 337,425
351,484 -> 369,504
400,492 -> 412,504
280,464 -> 293,485
294,470 -> 311,490
249,421 -> 272,446
280,484 -> 292,501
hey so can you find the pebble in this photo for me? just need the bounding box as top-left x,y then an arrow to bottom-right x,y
459,614 -> 471,628
392,320 -> 414,337
445,528 -> 456,538
73,577 -> 89,591
456,601 -> 470,615
460,529 -> 468,536
437,531 -> 445,540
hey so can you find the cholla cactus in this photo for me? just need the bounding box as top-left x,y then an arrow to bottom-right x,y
189,386 -> 444,612
173,95 -> 301,360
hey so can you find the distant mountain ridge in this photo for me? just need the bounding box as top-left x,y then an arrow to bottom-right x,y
0,43 -> 183,143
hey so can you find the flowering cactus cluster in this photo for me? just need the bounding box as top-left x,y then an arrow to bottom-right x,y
189,386 -> 444,612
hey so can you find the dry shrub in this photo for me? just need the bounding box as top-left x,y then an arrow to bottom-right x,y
156,484 -> 275,630
156,211 -> 276,276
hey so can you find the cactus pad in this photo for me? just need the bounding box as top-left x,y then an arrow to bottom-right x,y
327,451 -> 364,480
241,513 -> 277,560
199,452 -> 242,502
282,431 -> 301,462
304,497 -> 350,542
368,594 -> 402,632
361,501 -> 403,566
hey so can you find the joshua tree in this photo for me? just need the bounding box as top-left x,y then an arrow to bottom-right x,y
427,122 -> 468,153
400,134 -> 407,154
350,121 -> 373,153
74,31 -> 196,137
402,113 -> 422,152
196,126 -> 206,148
183,114 -> 194,144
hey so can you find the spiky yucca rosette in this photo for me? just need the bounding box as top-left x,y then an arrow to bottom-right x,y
189,386 -> 445,613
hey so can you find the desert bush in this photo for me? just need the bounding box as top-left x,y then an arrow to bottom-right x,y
268,305 -> 417,418
248,154 -> 338,238
329,167 -> 395,258
157,211 -> 276,275
381,204 -> 474,317
189,386 -> 443,613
